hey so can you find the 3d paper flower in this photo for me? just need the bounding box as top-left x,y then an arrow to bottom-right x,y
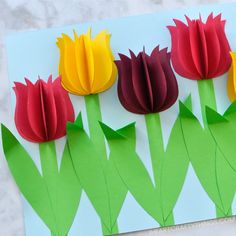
57,29 -> 125,235
228,52 -> 236,101
168,13 -> 231,80
116,46 -> 178,114
13,75 -> 75,142
57,29 -> 117,95
113,46 -> 188,226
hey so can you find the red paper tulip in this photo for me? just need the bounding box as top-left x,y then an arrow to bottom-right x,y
13,75 -> 75,143
168,13 -> 231,80
116,46 -> 178,114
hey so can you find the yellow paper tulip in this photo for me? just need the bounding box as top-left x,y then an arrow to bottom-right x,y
228,52 -> 236,101
57,29 -> 117,95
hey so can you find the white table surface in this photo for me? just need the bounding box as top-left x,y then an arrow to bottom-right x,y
1,0 -> 236,235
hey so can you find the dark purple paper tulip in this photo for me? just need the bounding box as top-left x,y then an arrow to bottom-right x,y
116,46 -> 179,114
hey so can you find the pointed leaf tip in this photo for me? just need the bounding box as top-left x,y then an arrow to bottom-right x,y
183,94 -> 192,110
1,124 -> 18,158
99,122 -> 124,140
74,112 -> 83,128
179,101 -> 195,119
116,122 -> 136,138
205,106 -> 228,124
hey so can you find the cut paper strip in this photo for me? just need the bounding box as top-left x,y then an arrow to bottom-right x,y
66,114 -> 127,235
1,125 -> 82,236
116,46 -> 178,114
168,13 -> 232,80
13,75 -> 74,143
206,102 -> 236,172
100,97 -> 190,227
57,29 -> 117,95
179,103 -> 236,217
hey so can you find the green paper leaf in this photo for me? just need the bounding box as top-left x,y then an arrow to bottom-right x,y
101,122 -> 161,223
206,104 -> 236,172
180,104 -> 236,215
56,142 -> 82,235
103,159 -> 127,231
101,97 -> 191,226
67,121 -> 127,234
1,124 -> 57,233
1,125 -> 82,235
160,116 -> 189,221
205,107 -> 228,124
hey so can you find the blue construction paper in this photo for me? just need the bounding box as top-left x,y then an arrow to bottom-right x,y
5,2 -> 236,235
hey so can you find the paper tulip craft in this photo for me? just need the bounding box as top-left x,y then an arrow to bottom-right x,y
2,76 -> 81,236
14,76 -> 74,142
96,45 -> 189,227
3,3 -> 236,236
168,13 -> 231,80
57,29 -> 117,95
58,29 -> 127,235
168,14 -> 236,218
116,46 -> 178,114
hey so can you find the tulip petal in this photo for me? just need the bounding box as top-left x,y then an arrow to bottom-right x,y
142,49 -> 154,110
188,18 -> 206,77
159,50 -> 178,111
116,54 -> 145,114
58,35 -> 87,95
75,31 -> 94,93
130,50 -> 151,111
52,77 -> 75,138
148,46 -> 168,111
91,31 -> 113,93
214,15 -> 231,77
204,20 -> 221,78
41,77 -> 58,140
168,25 -> 200,79
27,79 -> 46,141
14,82 -> 40,142
197,19 -> 208,77
228,52 -> 236,102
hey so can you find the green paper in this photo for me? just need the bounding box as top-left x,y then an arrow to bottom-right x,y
84,94 -> 127,235
100,122 -> 160,222
197,79 -> 217,125
1,124 -> 81,236
100,97 -> 190,226
84,94 -> 107,163
179,103 -> 236,216
66,114 -> 127,235
206,102 -> 236,172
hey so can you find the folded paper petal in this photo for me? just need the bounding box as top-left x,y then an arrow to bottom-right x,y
168,13 -> 231,80
57,29 -> 117,95
116,46 -> 178,114
227,52 -> 236,101
13,76 -> 75,142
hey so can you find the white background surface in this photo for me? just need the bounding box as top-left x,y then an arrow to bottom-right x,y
1,0 -> 236,235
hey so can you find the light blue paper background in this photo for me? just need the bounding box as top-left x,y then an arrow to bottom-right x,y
5,2 -> 236,235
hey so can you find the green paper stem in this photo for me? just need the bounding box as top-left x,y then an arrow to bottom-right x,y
39,141 -> 59,223
39,141 -> 58,181
145,113 -> 164,184
197,79 -> 217,125
84,94 -> 107,163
